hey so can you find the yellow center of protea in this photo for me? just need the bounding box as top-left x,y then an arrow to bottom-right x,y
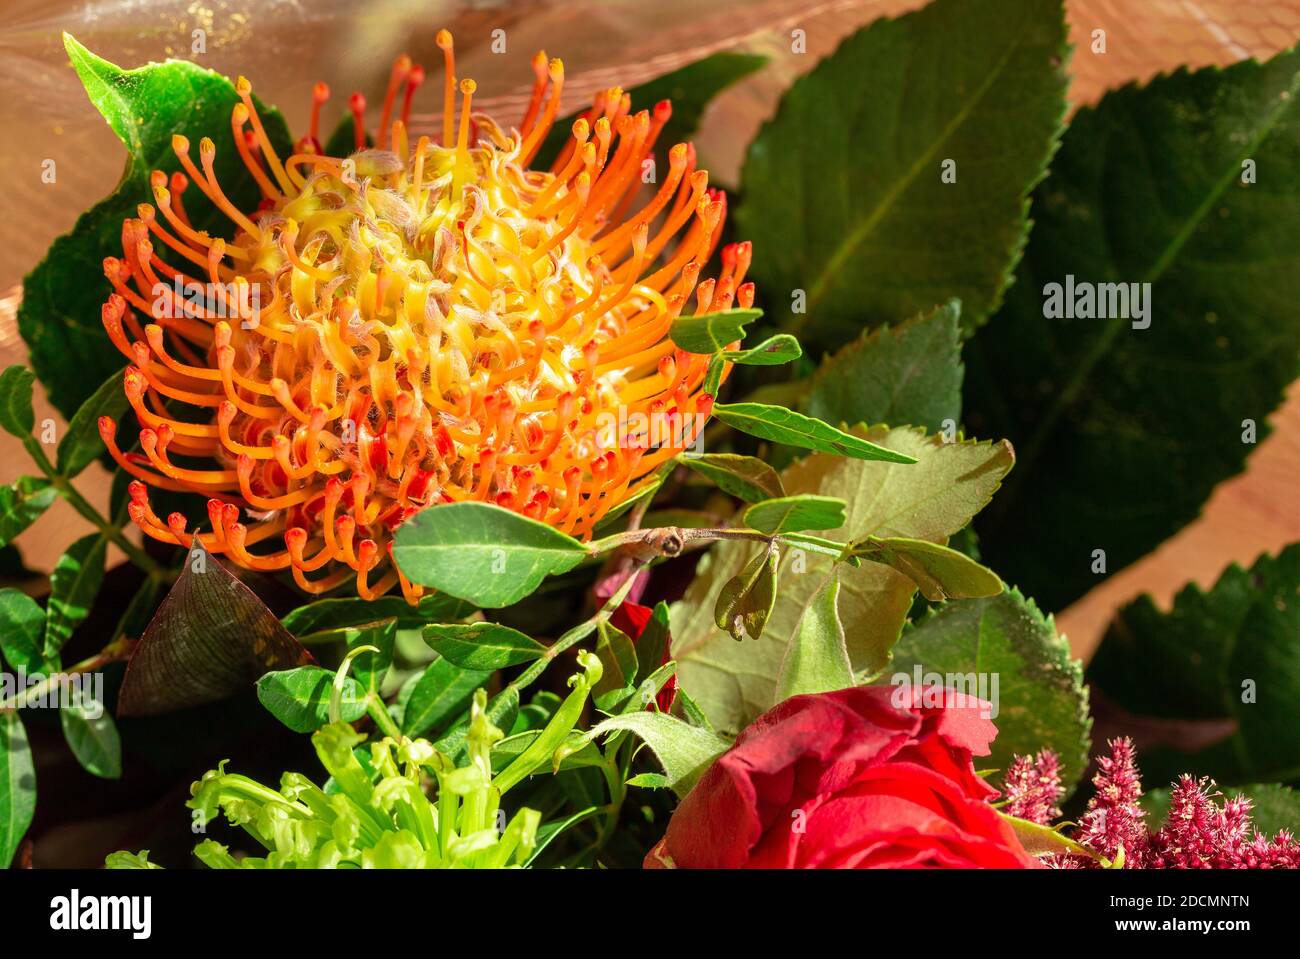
97,30 -> 753,603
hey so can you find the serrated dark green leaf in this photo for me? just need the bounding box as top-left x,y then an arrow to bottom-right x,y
967,50 -> 1300,610
680,453 -> 784,503
1089,544 -> 1300,786
889,588 -> 1091,793
712,402 -> 917,463
0,477 -> 58,550
737,0 -> 1068,344
422,621 -> 547,670
392,502 -> 589,607
19,37 -> 293,419
806,300 -> 964,433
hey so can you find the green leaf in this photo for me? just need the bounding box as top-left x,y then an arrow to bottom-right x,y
117,540 -> 313,716
680,453 -> 784,503
55,366 -> 129,477
850,536 -> 1003,601
805,300 -> 963,434
0,477 -> 58,550
422,622 -> 547,670
495,654 -> 602,794
723,334 -> 802,366
713,544 -> 778,642
743,495 -> 846,535
634,602 -> 673,687
775,571 -> 853,701
672,426 -> 1014,734
19,37 -> 293,419
61,699 -> 122,779
43,533 -> 107,659
533,51 -> 768,170
0,366 -> 35,439
281,593 -> 475,637
712,402 -> 917,463
593,622 -> 638,710
1000,813 -> 1100,861
889,587 -> 1091,792
669,309 -> 762,355
737,0 -> 1068,343
0,712 -> 35,868
965,49 -> 1300,610
0,589 -> 45,674
400,658 -> 492,737
573,712 -> 730,798
256,667 -> 366,733
392,502 -> 589,608
1088,544 -> 1300,786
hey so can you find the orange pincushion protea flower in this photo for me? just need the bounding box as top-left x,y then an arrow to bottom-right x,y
98,30 -> 752,604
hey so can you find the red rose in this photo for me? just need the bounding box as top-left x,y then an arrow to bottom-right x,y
644,685 -> 1038,868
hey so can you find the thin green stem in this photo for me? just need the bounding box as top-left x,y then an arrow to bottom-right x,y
23,438 -> 163,577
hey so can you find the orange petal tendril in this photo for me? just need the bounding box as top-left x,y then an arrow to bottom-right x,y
101,30 -> 751,604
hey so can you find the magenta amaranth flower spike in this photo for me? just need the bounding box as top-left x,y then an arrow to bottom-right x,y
1149,776 -> 1300,868
1001,750 -> 1064,825
96,29 -> 748,603
1074,737 -> 1147,867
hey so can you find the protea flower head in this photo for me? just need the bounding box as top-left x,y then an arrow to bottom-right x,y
98,30 -> 751,603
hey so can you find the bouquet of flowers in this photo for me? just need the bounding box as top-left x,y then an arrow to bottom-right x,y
1,0 -> 1298,872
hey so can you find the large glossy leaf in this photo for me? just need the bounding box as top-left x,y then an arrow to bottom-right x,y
256,667 -> 367,733
966,50 -> 1300,610
737,0 -> 1068,344
392,503 -> 589,607
805,300 -> 963,434
19,36 -> 293,419
117,541 -> 313,716
671,426 -> 1014,734
1088,544 -> 1300,787
888,587 -> 1091,793
422,622 -> 547,670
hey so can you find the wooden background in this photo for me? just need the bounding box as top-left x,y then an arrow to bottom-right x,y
1,0 -> 1297,660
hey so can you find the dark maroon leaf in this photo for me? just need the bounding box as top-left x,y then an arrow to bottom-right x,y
117,539 -> 313,717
